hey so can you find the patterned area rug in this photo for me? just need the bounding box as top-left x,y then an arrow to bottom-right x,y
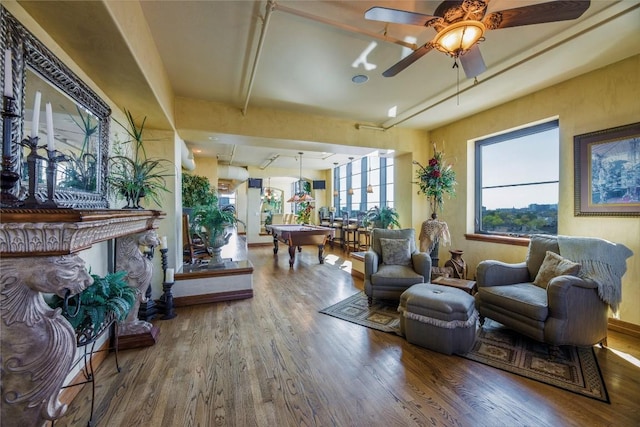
465,319 -> 609,403
319,292 -> 609,402
319,291 -> 401,334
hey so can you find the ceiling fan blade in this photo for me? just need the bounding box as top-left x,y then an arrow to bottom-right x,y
382,43 -> 434,77
460,44 -> 486,79
365,6 -> 437,26
483,1 -> 590,29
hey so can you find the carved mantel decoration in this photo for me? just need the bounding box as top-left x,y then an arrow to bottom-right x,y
0,208 -> 165,426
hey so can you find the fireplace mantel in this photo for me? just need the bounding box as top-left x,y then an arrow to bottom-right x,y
0,208 -> 165,426
0,208 -> 165,256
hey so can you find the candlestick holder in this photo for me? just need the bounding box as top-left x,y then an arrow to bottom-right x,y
41,148 -> 68,208
1,95 -> 22,207
161,279 -> 176,320
160,248 -> 168,281
20,135 -> 46,208
158,248 -> 176,320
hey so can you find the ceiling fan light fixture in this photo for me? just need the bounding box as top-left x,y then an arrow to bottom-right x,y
433,20 -> 485,57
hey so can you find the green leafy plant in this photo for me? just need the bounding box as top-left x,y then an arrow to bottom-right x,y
108,109 -> 173,209
191,192 -> 245,248
182,173 -> 216,207
48,271 -> 136,333
413,143 -> 457,214
61,105 -> 99,191
363,205 -> 400,229
296,202 -> 313,224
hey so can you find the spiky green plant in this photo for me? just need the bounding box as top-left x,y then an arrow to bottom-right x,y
61,105 -> 99,191
108,109 -> 173,208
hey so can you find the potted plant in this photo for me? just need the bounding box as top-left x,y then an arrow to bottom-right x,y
108,109 -> 173,209
61,105 -> 98,191
191,192 -> 245,264
413,142 -> 457,218
413,142 -> 456,266
48,270 -> 136,339
363,205 -> 400,229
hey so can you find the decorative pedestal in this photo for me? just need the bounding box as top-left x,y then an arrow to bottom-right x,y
0,209 -> 165,426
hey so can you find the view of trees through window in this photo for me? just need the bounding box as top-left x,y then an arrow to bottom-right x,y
476,120 -> 559,236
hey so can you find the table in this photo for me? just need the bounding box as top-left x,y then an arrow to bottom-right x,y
266,224 -> 335,268
431,276 -> 478,295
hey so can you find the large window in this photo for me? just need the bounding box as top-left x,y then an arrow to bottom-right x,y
334,156 -> 394,215
475,120 -> 559,236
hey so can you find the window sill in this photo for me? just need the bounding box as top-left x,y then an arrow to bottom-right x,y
464,233 -> 530,247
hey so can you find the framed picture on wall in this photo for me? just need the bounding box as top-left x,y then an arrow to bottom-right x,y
574,122 -> 640,217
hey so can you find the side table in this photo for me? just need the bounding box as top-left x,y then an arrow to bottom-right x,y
431,276 -> 478,295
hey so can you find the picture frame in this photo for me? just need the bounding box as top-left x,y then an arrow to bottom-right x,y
574,122 -> 640,217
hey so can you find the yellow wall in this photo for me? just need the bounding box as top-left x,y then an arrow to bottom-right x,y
428,55 -> 640,325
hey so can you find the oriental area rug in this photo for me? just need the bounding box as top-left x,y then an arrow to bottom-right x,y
320,292 -> 609,403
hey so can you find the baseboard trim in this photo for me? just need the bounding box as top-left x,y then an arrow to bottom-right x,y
608,318 -> 640,339
174,289 -> 254,307
248,242 -> 273,247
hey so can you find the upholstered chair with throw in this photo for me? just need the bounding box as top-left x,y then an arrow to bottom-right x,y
475,234 -> 633,347
364,228 -> 432,306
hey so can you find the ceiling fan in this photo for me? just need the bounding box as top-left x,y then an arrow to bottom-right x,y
365,0 -> 591,78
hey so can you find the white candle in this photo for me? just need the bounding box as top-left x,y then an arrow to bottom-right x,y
30,91 -> 41,138
45,102 -> 55,150
166,268 -> 175,283
3,49 -> 12,98
160,235 -> 168,249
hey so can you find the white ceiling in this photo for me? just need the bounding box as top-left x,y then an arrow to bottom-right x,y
17,1 -> 640,171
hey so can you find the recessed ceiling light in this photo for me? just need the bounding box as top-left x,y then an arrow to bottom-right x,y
388,106 -> 397,118
352,74 -> 368,84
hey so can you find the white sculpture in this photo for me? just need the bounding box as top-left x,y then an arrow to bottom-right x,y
0,255 -> 92,426
116,230 -> 159,336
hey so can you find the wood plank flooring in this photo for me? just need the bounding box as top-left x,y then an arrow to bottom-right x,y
55,244 -> 640,427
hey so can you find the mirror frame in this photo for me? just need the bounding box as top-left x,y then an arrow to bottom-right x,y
2,7 -> 111,208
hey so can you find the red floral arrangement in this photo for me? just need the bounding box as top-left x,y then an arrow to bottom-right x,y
413,143 -> 457,214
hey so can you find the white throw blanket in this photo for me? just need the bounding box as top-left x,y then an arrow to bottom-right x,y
558,235 -> 633,313
419,219 -> 451,253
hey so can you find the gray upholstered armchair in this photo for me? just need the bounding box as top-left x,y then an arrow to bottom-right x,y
475,234 -> 633,347
364,228 -> 432,306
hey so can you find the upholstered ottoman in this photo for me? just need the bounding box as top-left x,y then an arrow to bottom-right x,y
399,283 -> 478,355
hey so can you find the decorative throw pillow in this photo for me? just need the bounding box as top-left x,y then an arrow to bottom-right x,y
533,250 -> 581,288
380,238 -> 412,266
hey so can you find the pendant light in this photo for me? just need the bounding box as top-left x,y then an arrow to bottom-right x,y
366,156 -> 373,193
265,177 -> 271,200
287,152 -> 314,203
347,157 -> 354,195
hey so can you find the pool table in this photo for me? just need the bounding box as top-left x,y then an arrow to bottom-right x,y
265,224 -> 335,268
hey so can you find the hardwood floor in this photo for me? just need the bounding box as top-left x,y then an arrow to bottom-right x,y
56,244 -> 640,427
